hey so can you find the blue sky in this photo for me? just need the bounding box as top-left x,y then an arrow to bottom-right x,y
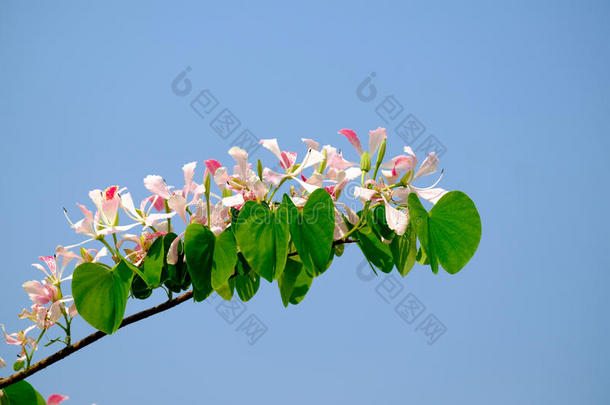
1,1 -> 609,404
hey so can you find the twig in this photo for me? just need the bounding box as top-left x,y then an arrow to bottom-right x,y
0,291 -> 193,389
0,238 -> 359,389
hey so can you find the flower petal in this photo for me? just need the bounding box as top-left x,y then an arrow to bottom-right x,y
384,201 -> 408,235
262,168 -> 286,187
47,394 -> 70,405
412,186 -> 447,204
353,187 -> 377,203
168,194 -> 188,224
143,175 -> 171,199
204,159 -> 222,176
301,138 -> 320,151
414,152 -> 439,180
228,147 -> 249,178
338,128 -> 363,155
222,194 -> 245,207
368,126 -> 387,156
259,139 -> 283,161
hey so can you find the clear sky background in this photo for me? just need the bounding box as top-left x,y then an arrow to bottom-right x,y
1,1 -> 609,404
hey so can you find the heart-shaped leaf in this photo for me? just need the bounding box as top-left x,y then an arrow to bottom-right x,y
140,235 -> 164,287
277,258 -> 302,307
212,227 -> 237,289
235,272 -> 260,302
408,191 -> 481,274
347,211 -> 394,274
216,279 -> 235,301
283,189 -> 335,276
184,223 -> 215,302
72,260 -> 134,334
429,191 -> 481,274
234,200 -> 289,282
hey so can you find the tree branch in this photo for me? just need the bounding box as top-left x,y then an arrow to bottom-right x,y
0,238 -> 359,390
0,291 -> 193,389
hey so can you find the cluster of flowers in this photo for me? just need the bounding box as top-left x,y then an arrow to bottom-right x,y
1,127 -> 446,401
0,255 -> 77,403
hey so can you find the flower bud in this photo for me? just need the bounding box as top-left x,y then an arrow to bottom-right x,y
317,149 -> 328,174
257,159 -> 263,181
360,151 -> 371,172
399,170 -> 412,186
374,139 -> 386,172
204,172 -> 211,199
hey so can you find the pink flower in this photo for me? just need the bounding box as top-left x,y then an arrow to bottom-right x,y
65,193 -> 138,239
383,148 -> 448,205
88,186 -> 124,227
259,139 -> 298,170
22,280 -> 57,305
121,192 -> 176,228
47,394 -> 69,405
2,324 -> 37,351
117,231 -> 167,266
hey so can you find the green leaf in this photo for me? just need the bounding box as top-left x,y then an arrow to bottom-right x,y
289,262 -> 313,305
2,381 -> 40,405
428,191 -> 482,274
184,223 -> 215,302
159,232 -> 178,284
235,272 -> 260,302
284,189 -> 335,276
234,200 -> 289,282
408,191 -> 481,274
140,235 -> 164,287
131,273 -> 153,299
12,360 -> 24,372
72,260 -> 133,334
390,222 -> 417,276
216,278 -> 235,301
334,243 -> 345,257
164,237 -> 190,293
35,391 -> 46,405
370,205 -> 395,240
408,193 -> 438,274
277,258 -> 303,307
212,228 -> 237,289
354,223 -> 394,273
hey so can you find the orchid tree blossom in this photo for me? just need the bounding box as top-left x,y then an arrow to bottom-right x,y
121,191 -> 176,228
381,147 -> 448,205
117,231 -> 167,266
221,146 -> 268,203
2,324 -> 37,362
64,186 -> 139,242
